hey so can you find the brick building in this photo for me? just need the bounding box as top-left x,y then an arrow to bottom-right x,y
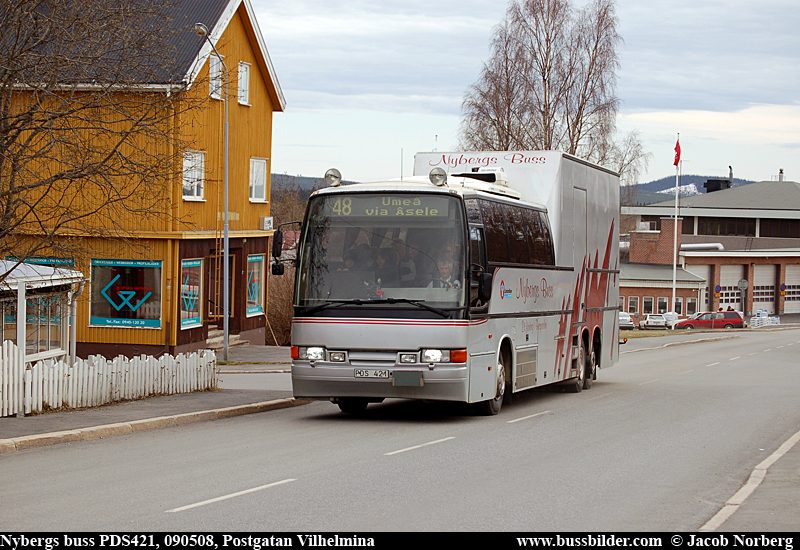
622,175 -> 800,318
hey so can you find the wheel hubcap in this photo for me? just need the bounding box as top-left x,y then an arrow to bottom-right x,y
496,361 -> 505,399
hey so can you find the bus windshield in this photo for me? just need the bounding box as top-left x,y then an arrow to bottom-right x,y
294,192 -> 467,312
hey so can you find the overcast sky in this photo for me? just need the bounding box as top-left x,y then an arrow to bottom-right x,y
253,0 -> 800,184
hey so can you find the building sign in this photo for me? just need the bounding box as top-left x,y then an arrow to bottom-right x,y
180,259 -> 202,329
90,259 -> 162,328
247,255 -> 265,316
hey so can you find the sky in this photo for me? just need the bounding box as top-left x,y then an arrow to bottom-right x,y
252,0 -> 800,184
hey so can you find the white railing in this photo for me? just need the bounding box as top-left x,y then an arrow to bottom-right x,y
0,341 -> 217,417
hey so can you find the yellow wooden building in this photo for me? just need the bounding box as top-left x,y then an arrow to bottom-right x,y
7,0 -> 285,358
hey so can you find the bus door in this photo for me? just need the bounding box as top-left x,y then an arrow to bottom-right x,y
467,224 -> 496,403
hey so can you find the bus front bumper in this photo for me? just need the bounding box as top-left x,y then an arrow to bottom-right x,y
291,362 -> 469,402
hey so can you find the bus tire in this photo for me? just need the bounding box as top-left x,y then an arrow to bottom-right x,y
583,349 -> 595,390
566,342 -> 586,393
479,353 -> 506,415
337,398 -> 368,414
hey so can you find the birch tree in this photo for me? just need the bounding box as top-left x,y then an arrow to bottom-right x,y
460,0 -> 649,183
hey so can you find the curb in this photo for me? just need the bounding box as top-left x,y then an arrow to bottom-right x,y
621,335 -> 739,354
0,398 -> 311,455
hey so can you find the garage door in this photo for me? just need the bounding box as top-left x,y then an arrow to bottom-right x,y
719,265 -> 745,311
685,265 -> 711,311
785,265 -> 800,314
752,264 -> 777,314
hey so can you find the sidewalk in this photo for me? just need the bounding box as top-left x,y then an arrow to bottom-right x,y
0,344 -> 303,450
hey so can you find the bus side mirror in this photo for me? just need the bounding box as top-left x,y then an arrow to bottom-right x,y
480,273 -> 493,302
271,262 -> 285,276
271,229 -> 283,258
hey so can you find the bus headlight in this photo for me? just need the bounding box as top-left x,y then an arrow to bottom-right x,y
422,349 -> 448,363
399,353 -> 417,364
329,351 -> 346,362
421,349 -> 467,363
297,346 -> 325,360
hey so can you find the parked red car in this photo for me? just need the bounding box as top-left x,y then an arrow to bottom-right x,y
675,311 -> 746,329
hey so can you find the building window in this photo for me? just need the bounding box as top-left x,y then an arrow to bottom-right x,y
657,297 -> 668,314
90,259 -> 162,328
180,259 -> 203,329
183,151 -> 205,200
686,297 -> 698,316
697,217 -> 755,237
760,219 -> 800,239
628,296 -> 639,315
210,54 -> 223,100
246,255 -> 265,316
619,296 -> 625,311
673,298 -> 683,315
643,296 -> 654,314
238,62 -> 250,105
250,158 -> 268,202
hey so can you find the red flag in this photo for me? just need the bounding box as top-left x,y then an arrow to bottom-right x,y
673,139 -> 681,166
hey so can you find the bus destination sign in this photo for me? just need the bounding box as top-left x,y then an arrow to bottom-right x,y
328,195 -> 450,218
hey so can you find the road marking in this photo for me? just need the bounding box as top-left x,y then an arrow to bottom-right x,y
699,427 -> 800,531
706,362 -> 720,367
507,410 -> 551,423
165,479 -> 296,513
638,379 -> 659,386
385,437 -> 455,456
729,356 -> 740,361
748,353 -> 757,356
679,369 -> 694,375
764,349 -> 771,352
777,345 -> 784,349
588,394 -> 609,402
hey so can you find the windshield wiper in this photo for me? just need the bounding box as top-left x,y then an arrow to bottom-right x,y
299,298 -> 453,318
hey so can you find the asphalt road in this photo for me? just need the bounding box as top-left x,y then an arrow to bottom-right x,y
1,329 -> 798,531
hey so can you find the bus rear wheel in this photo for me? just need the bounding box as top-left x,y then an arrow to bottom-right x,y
337,398 -> 368,414
566,342 -> 586,393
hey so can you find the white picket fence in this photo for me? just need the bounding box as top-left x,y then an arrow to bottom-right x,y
0,341 -> 218,417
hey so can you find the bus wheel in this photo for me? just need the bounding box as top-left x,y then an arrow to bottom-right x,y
583,349 -> 596,390
566,343 -> 586,393
479,353 -> 506,415
337,398 -> 368,414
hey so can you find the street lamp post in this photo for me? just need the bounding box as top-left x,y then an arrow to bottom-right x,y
194,22 -> 230,361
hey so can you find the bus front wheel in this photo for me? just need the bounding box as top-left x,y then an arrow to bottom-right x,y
479,353 -> 506,415
566,342 -> 587,393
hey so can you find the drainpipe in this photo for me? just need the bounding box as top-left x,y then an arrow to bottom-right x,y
70,280 -> 86,366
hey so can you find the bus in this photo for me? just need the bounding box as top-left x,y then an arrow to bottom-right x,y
270,151 -> 620,415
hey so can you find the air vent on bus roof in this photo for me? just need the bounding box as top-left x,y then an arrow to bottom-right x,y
450,170 -> 510,186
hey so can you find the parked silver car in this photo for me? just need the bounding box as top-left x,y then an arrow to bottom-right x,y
619,311 -> 635,330
639,314 -> 667,329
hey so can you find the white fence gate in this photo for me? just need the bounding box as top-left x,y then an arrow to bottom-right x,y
1,341 -> 218,417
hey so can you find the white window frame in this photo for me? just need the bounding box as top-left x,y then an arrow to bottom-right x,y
657,296 -> 669,314
643,296 -> 654,314
210,54 -> 223,100
238,61 -> 251,105
628,296 -> 639,315
686,297 -> 698,316
249,157 -> 268,202
183,151 -> 205,200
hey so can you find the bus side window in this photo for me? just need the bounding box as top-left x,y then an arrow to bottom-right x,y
502,203 -> 530,264
469,226 -> 488,309
538,211 -> 556,265
480,200 -> 510,264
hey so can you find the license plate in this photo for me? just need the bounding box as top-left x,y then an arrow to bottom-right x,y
354,369 -> 389,379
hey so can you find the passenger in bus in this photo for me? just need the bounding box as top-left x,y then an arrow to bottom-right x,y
427,258 -> 461,289
374,248 -> 399,286
393,241 -> 416,284
338,249 -> 357,271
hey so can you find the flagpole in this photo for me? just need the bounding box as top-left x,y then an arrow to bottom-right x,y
671,133 -> 680,329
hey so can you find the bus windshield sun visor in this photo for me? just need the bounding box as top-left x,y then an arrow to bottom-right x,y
300,298 -> 452,318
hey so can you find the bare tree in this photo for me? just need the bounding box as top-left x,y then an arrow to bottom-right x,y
460,0 -> 648,182
0,0 -> 203,281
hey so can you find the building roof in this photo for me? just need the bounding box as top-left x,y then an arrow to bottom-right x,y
623,180 -> 800,218
0,261 -> 85,291
619,262 -> 706,284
